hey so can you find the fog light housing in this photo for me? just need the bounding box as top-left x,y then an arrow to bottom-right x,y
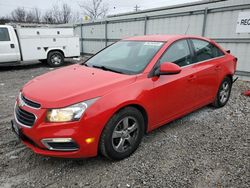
41,138 -> 79,151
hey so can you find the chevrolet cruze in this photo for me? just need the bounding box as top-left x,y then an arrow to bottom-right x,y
11,35 -> 237,160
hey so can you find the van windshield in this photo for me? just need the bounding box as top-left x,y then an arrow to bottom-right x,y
85,41 -> 164,74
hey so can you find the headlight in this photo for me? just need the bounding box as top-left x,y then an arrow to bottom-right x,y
46,98 -> 98,122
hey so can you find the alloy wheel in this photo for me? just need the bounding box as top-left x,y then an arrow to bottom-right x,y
219,81 -> 230,104
112,116 -> 139,153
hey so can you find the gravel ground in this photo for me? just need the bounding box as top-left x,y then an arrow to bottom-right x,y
0,60 -> 249,188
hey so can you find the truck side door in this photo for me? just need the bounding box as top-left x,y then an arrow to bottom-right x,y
0,26 -> 20,63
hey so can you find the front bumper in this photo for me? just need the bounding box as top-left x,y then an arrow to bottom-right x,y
12,94 -> 114,158
11,115 -> 103,158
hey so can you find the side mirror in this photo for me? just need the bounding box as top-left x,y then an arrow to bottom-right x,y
155,62 -> 181,76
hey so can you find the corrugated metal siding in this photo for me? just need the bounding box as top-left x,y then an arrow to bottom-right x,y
74,26 -> 81,37
82,24 -> 105,39
219,42 -> 250,71
82,41 -> 105,54
107,42 -> 115,46
107,21 -> 144,39
146,15 -> 203,35
205,10 -> 250,38
75,0 -> 250,73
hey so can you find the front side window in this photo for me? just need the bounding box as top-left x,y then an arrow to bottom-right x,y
192,39 -> 224,62
0,28 -> 10,41
159,40 -> 192,67
85,41 -> 164,74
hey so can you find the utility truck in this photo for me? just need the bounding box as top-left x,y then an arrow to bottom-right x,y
0,24 -> 80,67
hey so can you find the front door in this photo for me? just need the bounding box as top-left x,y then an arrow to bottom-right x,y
151,39 -> 198,126
0,27 -> 20,63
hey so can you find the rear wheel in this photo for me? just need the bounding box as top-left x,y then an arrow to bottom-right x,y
213,77 -> 232,108
47,51 -> 64,67
99,107 -> 145,160
39,59 -> 47,64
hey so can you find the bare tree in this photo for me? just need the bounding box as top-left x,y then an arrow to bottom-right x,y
26,11 -> 36,23
43,10 -> 56,24
6,3 -> 71,24
79,0 -> 109,20
33,8 -> 41,23
62,4 -> 72,23
10,7 -> 41,23
11,7 -> 27,22
43,3 -> 72,24
71,11 -> 81,23
51,5 -> 62,23
0,16 -> 11,24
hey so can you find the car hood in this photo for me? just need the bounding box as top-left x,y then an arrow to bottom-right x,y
22,64 -> 136,108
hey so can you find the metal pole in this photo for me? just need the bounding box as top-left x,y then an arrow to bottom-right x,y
202,7 -> 208,37
144,16 -> 148,35
105,21 -> 108,47
80,24 -> 83,54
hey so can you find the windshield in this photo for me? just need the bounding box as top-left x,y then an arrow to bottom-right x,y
85,41 -> 164,74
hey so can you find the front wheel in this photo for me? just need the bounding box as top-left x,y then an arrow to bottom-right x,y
212,76 -> 232,108
99,107 -> 145,160
47,51 -> 64,67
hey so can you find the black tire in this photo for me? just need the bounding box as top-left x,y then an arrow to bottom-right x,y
212,76 -> 232,108
47,51 -> 64,67
99,107 -> 145,160
39,59 -> 47,64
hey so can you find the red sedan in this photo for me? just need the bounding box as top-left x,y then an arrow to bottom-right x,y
12,35 -> 237,160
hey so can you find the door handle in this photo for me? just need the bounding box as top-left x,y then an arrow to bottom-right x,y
10,44 -> 15,48
215,65 -> 222,71
188,75 -> 197,81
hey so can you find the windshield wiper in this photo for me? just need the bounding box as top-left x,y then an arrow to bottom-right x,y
92,65 -> 123,74
82,62 -> 89,66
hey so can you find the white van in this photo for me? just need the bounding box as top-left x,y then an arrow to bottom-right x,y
0,24 -> 80,67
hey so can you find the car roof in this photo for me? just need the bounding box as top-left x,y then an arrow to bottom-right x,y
123,34 -> 211,42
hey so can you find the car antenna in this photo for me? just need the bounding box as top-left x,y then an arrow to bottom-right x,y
184,24 -> 190,35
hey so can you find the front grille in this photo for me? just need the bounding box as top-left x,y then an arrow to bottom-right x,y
15,106 -> 36,127
21,94 -> 41,108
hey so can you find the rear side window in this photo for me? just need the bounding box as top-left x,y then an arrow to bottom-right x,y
0,28 -> 10,41
192,39 -> 224,63
159,40 -> 192,67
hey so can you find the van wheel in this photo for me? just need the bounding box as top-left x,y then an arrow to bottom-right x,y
47,51 -> 64,67
99,107 -> 145,160
212,77 -> 232,108
39,59 -> 47,64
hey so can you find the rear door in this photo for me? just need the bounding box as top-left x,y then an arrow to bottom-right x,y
0,26 -> 20,63
152,39 -> 198,125
189,39 -> 225,103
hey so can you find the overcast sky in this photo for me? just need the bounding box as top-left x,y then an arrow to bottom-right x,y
0,0 -> 201,17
